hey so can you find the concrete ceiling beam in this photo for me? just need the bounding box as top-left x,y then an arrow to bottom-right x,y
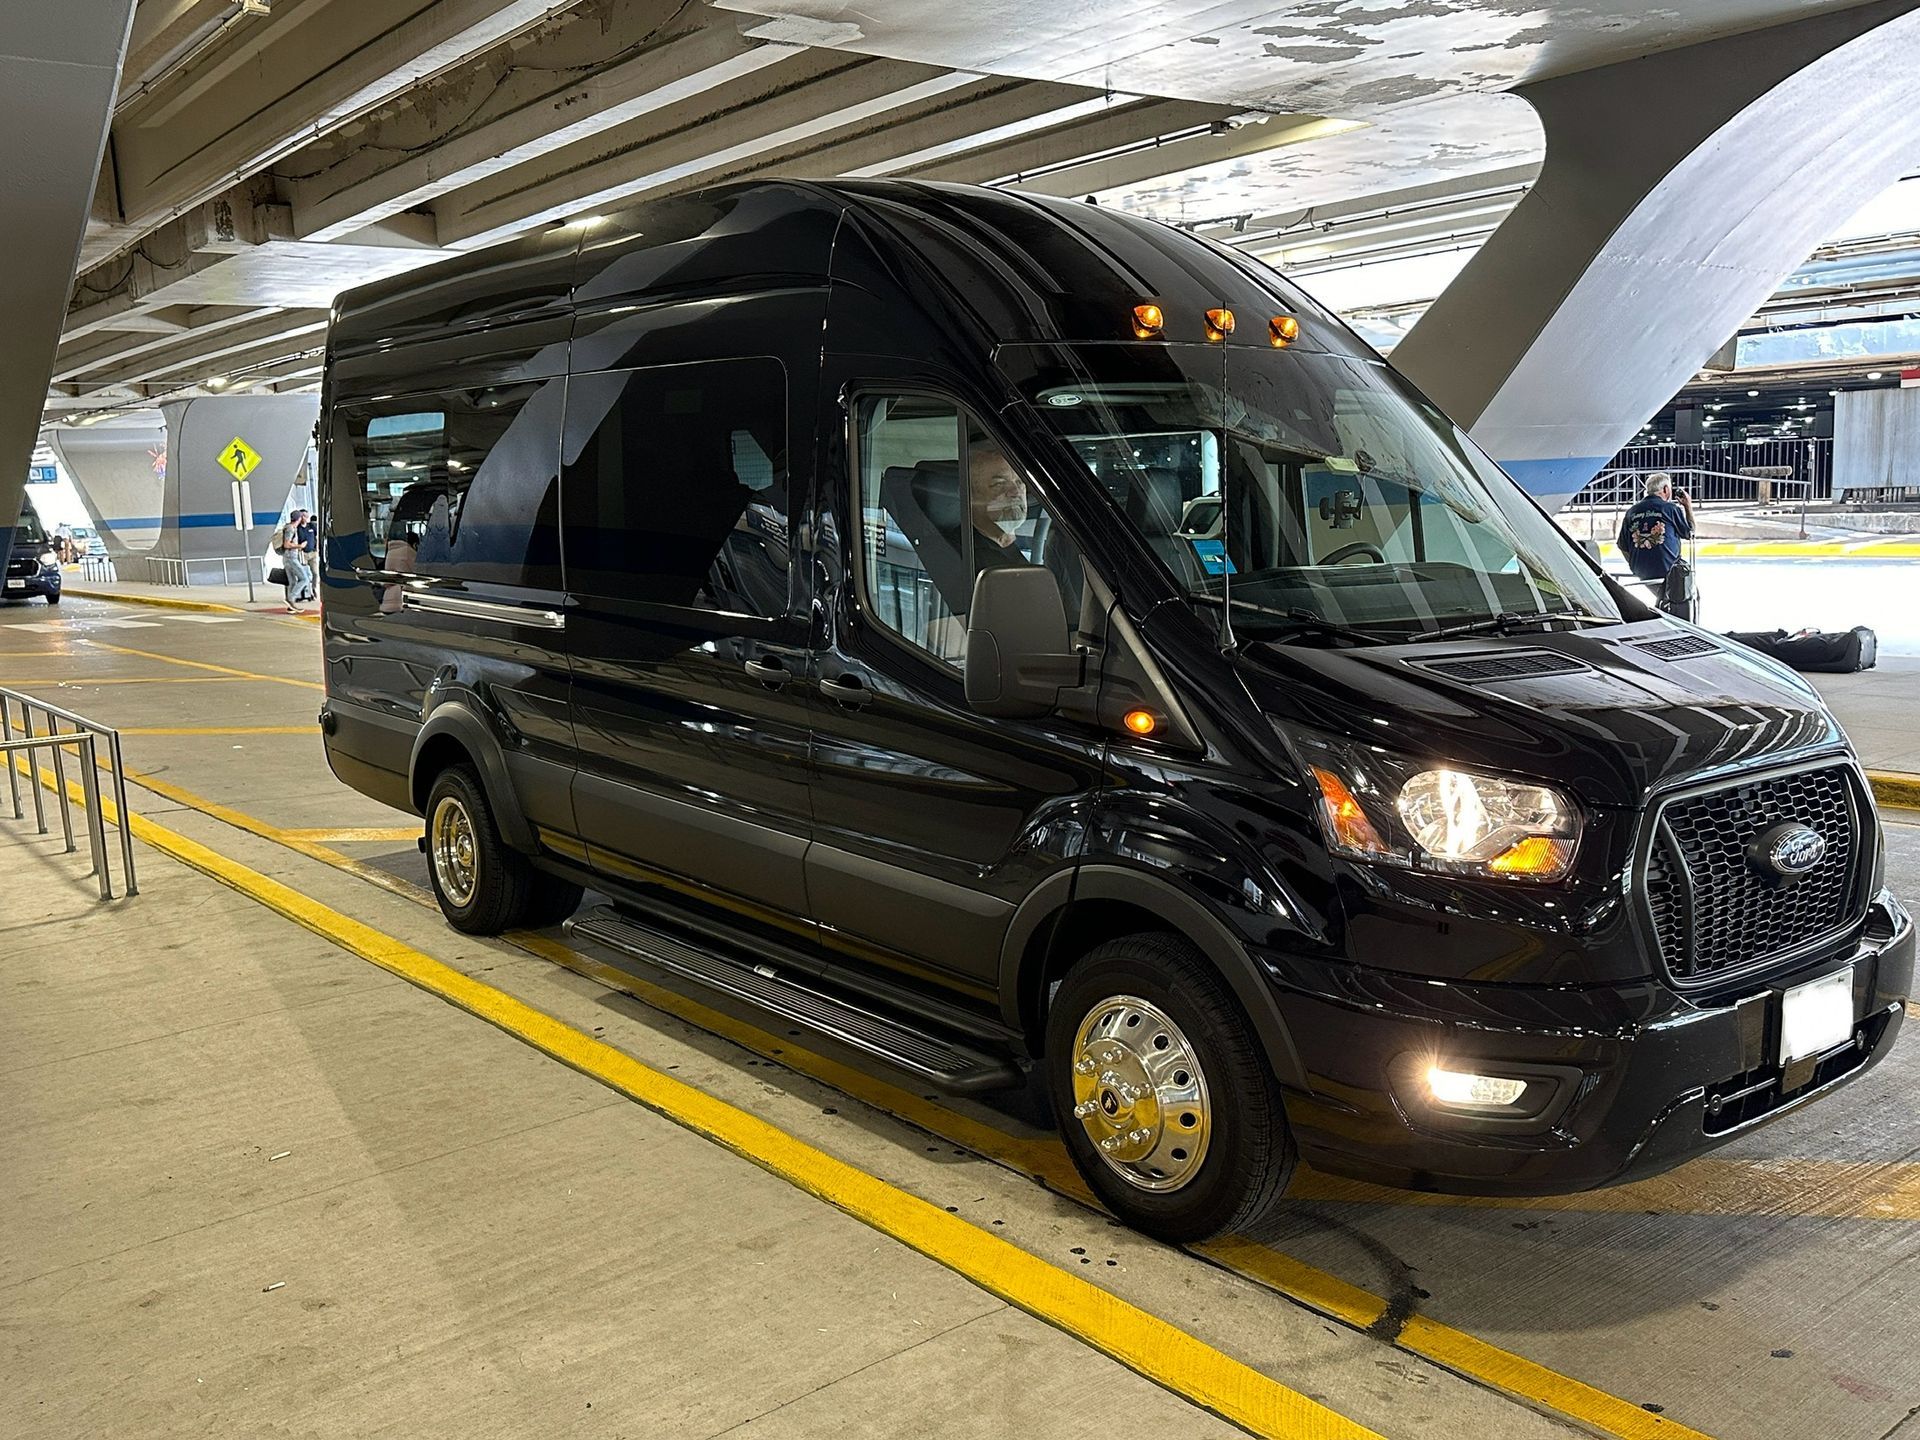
100,0 -> 590,260
65,185 -> 289,338
70,310 -> 330,391
894,95 -> 1241,188
434,53 -> 982,249
287,2 -> 801,242
1001,113 -> 1362,198
773,80 -> 1137,181
52,304 -> 279,381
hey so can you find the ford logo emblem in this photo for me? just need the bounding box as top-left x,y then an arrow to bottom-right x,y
1748,822 -> 1826,881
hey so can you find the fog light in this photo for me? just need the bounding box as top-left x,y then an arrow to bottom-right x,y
1427,1066 -> 1527,1108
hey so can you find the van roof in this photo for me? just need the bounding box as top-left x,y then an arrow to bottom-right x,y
327,177 -> 1339,360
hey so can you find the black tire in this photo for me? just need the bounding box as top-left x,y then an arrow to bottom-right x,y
45,590 -> 60,605
1045,933 -> 1296,1243
423,763 -> 535,934
523,869 -> 585,929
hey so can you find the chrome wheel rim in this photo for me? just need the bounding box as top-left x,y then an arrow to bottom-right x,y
430,794 -> 478,907
1068,994 -> 1212,1192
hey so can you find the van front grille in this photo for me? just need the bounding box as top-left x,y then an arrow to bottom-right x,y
1643,762 -> 1864,986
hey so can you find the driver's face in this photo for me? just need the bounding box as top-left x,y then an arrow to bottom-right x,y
969,448 -> 1027,533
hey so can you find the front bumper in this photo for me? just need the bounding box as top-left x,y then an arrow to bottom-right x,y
3,567 -> 60,599
1265,889 -> 1914,1195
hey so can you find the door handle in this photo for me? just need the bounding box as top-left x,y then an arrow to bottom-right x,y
743,656 -> 790,689
819,672 -> 872,708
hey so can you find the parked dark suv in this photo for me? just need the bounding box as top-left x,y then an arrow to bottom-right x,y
316,180 -> 1912,1240
5,506 -> 63,604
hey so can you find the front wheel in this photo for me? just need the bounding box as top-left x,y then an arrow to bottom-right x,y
1045,933 -> 1296,1242
45,590 -> 60,605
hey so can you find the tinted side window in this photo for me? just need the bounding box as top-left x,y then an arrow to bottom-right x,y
561,357 -> 789,615
333,377 -> 562,588
855,394 -> 1083,671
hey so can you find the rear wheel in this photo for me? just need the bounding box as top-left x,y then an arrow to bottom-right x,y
1045,933 -> 1296,1242
424,764 -> 534,934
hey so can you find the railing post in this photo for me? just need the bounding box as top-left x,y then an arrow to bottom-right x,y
47,711 -> 75,854
1,696 -> 19,820
21,705 -> 45,835
109,729 -> 137,896
78,733 -> 111,900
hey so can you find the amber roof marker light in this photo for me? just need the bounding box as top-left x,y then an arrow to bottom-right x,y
1131,303 -> 1165,339
1269,315 -> 1300,348
1204,307 -> 1235,343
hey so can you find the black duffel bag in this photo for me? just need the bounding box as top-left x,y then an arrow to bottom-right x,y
1725,626 -> 1878,673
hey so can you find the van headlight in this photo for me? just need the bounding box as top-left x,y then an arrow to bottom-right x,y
1297,735 -> 1580,882
39,550 -> 58,569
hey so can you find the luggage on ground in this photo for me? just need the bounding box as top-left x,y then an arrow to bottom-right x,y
1725,626 -> 1878,673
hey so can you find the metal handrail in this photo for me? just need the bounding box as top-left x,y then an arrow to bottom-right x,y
0,688 -> 137,899
144,554 -> 265,588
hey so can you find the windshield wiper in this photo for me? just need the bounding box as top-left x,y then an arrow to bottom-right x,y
1189,595 -> 1404,646
1267,608 -> 1405,647
1416,609 -> 1610,641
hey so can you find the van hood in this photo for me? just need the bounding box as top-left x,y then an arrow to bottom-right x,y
1239,619 -> 1849,809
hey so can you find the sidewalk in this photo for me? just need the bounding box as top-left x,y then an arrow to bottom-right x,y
58,574 -> 315,618
0,806 -> 1246,1440
1812,656 -> 1920,788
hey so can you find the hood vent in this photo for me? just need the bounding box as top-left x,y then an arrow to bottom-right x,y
1631,633 -> 1721,661
1413,650 -> 1591,682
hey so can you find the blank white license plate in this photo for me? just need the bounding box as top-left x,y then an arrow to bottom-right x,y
1780,967 -> 1855,1065
5,578 -> 22,589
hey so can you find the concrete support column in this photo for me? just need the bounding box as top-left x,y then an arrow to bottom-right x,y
156,395 -> 320,584
0,2 -> 135,577
1391,0 -> 1920,510
44,427 -> 169,557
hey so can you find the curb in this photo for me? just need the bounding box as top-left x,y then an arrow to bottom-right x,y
61,587 -> 247,615
1870,771 -> 1920,811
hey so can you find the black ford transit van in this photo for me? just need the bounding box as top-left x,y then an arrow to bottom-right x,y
318,179 -> 1912,1241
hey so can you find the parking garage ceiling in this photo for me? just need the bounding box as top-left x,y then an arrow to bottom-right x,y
38,0 -> 1920,431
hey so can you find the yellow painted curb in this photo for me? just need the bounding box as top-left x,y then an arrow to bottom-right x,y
15,759 -> 1378,1440
1870,771 -> 1920,810
61,586 -> 246,615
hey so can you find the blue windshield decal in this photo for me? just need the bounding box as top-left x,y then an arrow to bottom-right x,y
1189,538 -> 1235,576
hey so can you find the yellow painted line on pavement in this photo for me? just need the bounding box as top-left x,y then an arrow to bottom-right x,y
60,587 -> 245,614
121,725 -> 318,736
1201,1238 -> 1706,1440
34,754 -> 1737,1437
1591,539 -> 1920,560
79,639 -> 323,691
14,759 -> 1376,1440
280,825 -> 423,843
1869,772 -> 1920,810
0,675 -> 253,686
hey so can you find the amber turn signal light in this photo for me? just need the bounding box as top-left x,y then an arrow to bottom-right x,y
1309,765 -> 1388,855
1132,303 -> 1165,339
1485,835 -> 1573,878
1122,709 -> 1159,737
1204,307 -> 1235,342
1269,314 -> 1300,348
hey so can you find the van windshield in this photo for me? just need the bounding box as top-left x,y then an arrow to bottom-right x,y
1002,343 -> 1622,643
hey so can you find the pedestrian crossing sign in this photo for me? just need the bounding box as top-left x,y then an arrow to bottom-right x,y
219,435 -> 262,480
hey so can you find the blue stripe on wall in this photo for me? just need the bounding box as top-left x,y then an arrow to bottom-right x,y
97,511 -> 284,530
